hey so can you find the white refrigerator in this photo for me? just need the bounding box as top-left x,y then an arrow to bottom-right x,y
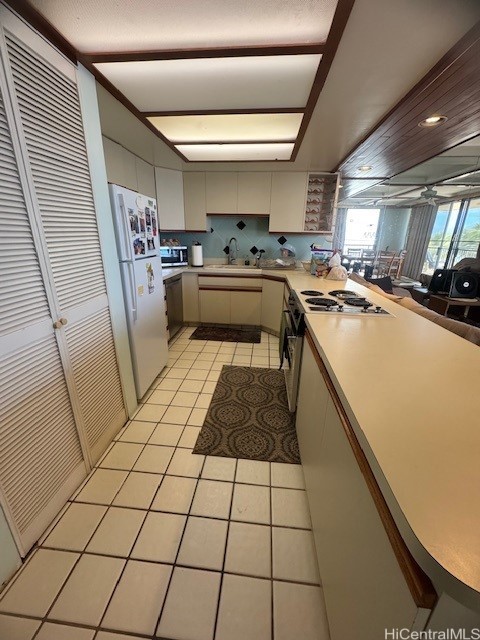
109,184 -> 168,400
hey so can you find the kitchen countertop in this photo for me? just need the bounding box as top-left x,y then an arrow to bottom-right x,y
166,265 -> 480,608
301,279 -> 480,609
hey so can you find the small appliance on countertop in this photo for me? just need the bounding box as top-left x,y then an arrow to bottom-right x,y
160,245 -> 188,267
191,242 -> 204,267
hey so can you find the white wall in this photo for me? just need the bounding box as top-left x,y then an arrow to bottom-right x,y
0,504 -> 20,588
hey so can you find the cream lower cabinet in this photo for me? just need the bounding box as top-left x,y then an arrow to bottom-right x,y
230,291 -> 261,325
198,276 -> 262,325
182,273 -> 200,323
199,290 -> 231,324
261,278 -> 284,333
296,335 -> 435,640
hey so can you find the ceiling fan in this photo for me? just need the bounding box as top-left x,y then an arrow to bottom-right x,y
419,186 -> 439,205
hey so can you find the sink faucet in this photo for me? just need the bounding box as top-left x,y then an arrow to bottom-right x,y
254,249 -> 265,267
228,237 -> 238,265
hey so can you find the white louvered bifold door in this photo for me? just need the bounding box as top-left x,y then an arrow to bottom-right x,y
0,78 -> 86,554
4,26 -> 127,465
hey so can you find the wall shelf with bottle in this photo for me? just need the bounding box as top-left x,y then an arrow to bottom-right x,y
304,173 -> 340,234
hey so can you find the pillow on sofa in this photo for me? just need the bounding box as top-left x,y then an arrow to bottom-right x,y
348,272 -> 370,287
398,297 -> 423,312
368,284 -> 403,302
365,276 -> 394,293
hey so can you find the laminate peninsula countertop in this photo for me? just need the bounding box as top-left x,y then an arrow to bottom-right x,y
300,279 -> 480,611
163,266 -> 480,608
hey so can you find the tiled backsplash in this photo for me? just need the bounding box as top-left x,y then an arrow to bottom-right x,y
160,216 -> 332,262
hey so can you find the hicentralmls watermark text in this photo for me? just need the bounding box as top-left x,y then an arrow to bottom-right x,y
385,630 -> 480,640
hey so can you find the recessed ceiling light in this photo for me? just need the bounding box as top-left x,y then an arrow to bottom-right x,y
418,115 -> 448,128
358,165 -> 372,172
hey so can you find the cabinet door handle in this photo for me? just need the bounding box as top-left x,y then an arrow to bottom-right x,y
59,317 -> 68,325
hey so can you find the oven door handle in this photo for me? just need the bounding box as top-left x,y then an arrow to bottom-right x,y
279,316 -> 294,370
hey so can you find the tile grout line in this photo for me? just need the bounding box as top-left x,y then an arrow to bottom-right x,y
1,330 -> 301,639
152,453 -> 208,638
212,457 -> 238,640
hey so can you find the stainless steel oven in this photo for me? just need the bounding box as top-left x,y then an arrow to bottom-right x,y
160,246 -> 188,267
279,291 -> 305,412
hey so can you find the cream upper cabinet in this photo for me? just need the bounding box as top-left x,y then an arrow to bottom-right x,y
206,172 -> 238,213
155,167 -> 185,231
269,172 -> 308,232
237,172 -> 272,214
184,172 -> 207,231
102,137 -> 137,192
135,156 -> 156,198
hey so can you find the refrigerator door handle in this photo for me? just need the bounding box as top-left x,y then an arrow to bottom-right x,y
121,259 -> 138,322
117,193 -> 135,261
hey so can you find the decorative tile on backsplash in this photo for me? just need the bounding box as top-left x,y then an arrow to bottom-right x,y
160,216 -> 332,262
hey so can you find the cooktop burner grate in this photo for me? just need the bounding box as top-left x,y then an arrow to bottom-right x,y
305,297 -> 338,307
300,290 -> 323,296
328,290 -> 358,297
344,297 -> 372,307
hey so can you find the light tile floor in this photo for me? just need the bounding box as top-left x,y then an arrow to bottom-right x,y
0,327 -> 329,640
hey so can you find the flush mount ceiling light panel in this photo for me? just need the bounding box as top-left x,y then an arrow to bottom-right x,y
94,55 -> 321,112
176,143 -> 295,162
147,114 -> 303,143
24,0 -> 353,162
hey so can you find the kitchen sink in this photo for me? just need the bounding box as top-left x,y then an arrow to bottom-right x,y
204,264 -> 258,269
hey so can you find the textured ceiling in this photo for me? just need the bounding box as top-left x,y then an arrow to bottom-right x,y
27,0 -> 338,52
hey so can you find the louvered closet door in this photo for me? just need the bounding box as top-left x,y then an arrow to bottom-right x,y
0,83 -> 86,554
5,32 -> 127,464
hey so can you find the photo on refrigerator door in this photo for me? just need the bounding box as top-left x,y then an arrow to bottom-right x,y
147,237 -> 155,251
146,262 -> 155,293
139,212 -> 146,234
129,208 -> 139,234
151,211 -> 158,236
133,238 -> 145,255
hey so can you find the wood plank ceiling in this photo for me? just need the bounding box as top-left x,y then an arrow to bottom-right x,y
337,21 -> 480,198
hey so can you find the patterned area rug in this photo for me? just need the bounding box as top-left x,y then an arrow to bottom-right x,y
193,366 -> 300,464
190,326 -> 261,343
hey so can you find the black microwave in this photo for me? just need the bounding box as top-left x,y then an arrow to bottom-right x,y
160,246 -> 188,267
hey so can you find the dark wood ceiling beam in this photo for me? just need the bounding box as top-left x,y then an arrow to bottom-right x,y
85,43 -> 325,63
335,20 -> 480,183
290,0 -> 356,162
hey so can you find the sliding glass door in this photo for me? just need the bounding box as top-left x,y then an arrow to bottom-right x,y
423,202 -> 461,274
447,197 -> 480,267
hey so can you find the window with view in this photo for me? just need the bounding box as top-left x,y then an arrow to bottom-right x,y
343,208 -> 380,254
423,202 -> 461,274
449,197 -> 480,267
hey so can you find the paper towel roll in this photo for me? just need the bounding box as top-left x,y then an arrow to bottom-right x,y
191,244 -> 203,267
